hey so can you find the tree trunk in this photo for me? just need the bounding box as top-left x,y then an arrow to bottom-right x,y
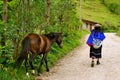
58,14 -> 63,32
2,0 -> 8,23
1,0 -> 8,64
27,0 -> 30,27
1,0 -> 8,52
45,0 -> 50,33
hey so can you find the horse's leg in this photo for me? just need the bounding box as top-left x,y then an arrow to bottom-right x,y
38,54 -> 47,76
29,53 -> 37,75
45,58 -> 49,72
25,56 -> 29,76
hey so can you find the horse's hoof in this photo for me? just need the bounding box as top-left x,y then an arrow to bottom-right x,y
26,72 -> 30,77
31,70 -> 35,75
38,73 -> 41,76
47,69 -> 49,72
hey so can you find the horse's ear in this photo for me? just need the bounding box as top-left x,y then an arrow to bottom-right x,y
60,32 -> 62,34
62,33 -> 68,37
58,32 -> 62,35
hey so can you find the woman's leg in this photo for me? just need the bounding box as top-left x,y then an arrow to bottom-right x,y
91,56 -> 95,67
97,58 -> 100,65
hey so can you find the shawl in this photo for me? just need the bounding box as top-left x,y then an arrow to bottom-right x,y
86,30 -> 106,46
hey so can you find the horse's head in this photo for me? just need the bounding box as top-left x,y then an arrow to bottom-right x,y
48,32 -> 63,48
55,33 -> 63,48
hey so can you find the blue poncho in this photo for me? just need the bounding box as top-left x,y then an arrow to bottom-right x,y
86,30 -> 106,45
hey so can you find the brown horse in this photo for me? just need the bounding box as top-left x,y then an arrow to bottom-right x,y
15,32 -> 63,76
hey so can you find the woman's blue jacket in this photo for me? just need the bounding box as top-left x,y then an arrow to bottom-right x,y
86,30 -> 106,45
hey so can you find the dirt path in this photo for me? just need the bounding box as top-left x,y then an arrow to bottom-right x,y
35,33 -> 120,80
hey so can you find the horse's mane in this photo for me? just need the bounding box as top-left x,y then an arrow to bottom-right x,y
44,32 -> 56,40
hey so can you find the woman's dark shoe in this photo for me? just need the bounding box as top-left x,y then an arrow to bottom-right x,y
91,61 -> 94,67
96,61 -> 100,65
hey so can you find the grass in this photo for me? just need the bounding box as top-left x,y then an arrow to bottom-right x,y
77,0 -> 120,28
104,0 -> 120,4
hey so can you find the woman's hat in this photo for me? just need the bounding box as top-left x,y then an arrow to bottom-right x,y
94,24 -> 101,27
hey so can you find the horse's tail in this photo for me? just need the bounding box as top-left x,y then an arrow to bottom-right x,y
15,36 -> 30,69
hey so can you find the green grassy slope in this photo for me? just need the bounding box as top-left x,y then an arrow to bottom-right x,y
80,0 -> 120,28
105,0 -> 120,4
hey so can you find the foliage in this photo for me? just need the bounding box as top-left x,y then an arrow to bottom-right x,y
99,0 -> 120,33
116,26 -> 120,36
100,0 -> 120,15
81,0 -> 120,32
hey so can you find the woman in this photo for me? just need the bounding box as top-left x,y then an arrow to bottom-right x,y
86,24 -> 106,67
